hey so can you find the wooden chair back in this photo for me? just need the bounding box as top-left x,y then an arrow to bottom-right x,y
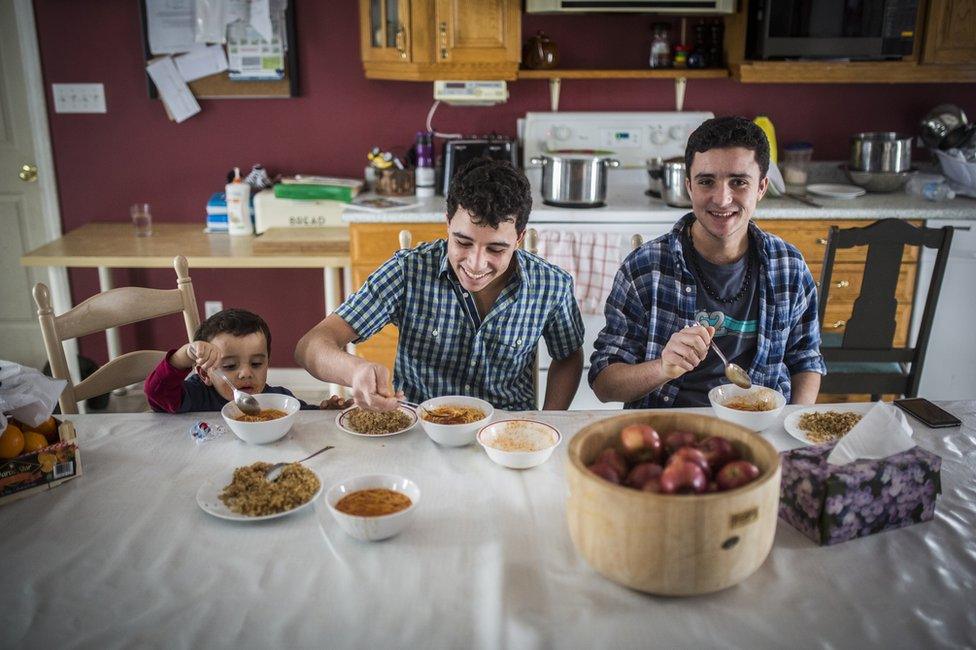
34,255 -> 201,414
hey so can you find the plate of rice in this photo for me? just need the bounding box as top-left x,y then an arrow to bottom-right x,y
784,405 -> 865,445
197,462 -> 323,522
335,404 -> 418,438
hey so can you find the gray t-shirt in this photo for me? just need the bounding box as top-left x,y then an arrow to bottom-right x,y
674,230 -> 760,407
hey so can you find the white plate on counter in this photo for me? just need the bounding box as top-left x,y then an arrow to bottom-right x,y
196,468 -> 323,522
805,184 -> 867,200
783,404 -> 867,445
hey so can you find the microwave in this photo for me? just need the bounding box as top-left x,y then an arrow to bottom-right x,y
748,0 -> 919,61
442,136 -> 518,196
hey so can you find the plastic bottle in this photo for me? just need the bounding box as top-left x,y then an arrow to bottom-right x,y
225,167 -> 253,235
649,23 -> 672,69
906,174 -> 955,201
414,131 -> 435,198
753,116 -> 778,164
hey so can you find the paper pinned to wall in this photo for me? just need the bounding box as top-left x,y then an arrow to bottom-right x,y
249,0 -> 273,42
146,57 -> 201,123
175,43 -> 229,81
194,0 -> 227,43
146,0 -> 196,54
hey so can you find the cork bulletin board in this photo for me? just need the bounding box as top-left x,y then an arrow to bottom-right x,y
138,0 -> 299,99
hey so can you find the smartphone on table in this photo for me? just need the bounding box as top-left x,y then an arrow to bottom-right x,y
893,398 -> 962,428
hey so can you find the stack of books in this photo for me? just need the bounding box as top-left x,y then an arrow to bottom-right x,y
205,192 -> 254,233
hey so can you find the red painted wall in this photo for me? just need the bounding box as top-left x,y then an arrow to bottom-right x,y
32,1 -> 976,367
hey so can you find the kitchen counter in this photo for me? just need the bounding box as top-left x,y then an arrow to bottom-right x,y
343,167 -> 976,224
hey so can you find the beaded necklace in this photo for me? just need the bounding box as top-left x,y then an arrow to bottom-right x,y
685,224 -> 754,305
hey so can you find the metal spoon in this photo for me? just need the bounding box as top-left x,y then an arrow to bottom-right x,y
265,445 -> 335,482
211,368 -> 261,416
709,342 -> 753,390
399,400 -> 433,417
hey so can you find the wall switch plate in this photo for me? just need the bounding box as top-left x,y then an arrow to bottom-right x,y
204,301 -> 223,319
52,83 -> 107,113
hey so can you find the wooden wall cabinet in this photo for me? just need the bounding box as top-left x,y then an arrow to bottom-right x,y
359,0 -> 520,81
921,0 -> 976,65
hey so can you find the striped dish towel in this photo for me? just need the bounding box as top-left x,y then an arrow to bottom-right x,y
537,230 -> 622,314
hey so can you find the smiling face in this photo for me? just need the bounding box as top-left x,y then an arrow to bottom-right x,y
199,331 -> 269,399
446,207 -> 524,293
685,147 -> 769,254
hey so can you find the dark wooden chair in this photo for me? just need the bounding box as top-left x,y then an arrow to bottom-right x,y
818,218 -> 954,401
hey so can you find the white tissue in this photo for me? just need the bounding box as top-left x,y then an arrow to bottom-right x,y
827,401 -> 915,466
0,360 -> 66,428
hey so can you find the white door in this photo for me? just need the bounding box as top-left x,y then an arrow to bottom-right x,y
0,0 -> 66,369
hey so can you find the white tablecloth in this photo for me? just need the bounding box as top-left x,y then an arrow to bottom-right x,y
2,402 -> 975,649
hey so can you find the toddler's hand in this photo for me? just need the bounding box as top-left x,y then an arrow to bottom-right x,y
187,341 -> 220,372
319,395 -> 354,410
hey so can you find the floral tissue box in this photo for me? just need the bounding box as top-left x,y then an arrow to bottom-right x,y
778,442 -> 941,546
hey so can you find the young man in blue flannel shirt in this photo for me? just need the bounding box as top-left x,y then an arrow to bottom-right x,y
296,158 -> 584,412
590,116 -> 825,408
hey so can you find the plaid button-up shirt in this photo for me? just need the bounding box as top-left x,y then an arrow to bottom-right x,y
589,214 -> 826,408
336,239 -> 584,411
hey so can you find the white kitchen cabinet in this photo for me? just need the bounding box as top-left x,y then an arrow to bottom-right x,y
913,219 -> 976,400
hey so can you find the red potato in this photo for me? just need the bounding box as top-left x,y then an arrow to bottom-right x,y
659,460 -> 708,495
625,462 -> 663,490
641,477 -> 663,493
588,462 -> 622,485
596,448 -> 629,478
664,431 -> 698,454
619,423 -> 662,463
667,447 -> 710,477
715,460 -> 761,491
698,436 -> 740,472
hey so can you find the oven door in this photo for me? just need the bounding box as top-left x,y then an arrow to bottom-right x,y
534,220 -> 673,409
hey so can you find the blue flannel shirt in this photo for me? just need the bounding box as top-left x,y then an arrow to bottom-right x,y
589,214 -> 826,408
336,239 -> 584,411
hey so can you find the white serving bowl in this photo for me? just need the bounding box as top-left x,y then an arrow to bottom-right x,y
417,395 -> 494,447
708,384 -> 786,432
476,419 -> 561,469
325,474 -> 421,542
220,393 -> 300,444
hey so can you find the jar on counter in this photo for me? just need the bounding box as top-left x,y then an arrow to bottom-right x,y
782,142 -> 813,193
649,23 -> 672,68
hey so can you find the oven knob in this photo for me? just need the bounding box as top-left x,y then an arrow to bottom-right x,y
668,125 -> 686,142
552,125 -> 572,141
650,130 -> 668,145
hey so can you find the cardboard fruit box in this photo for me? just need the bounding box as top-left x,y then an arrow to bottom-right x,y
0,420 -> 82,506
778,441 -> 941,546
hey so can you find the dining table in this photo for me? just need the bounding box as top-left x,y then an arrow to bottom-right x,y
1,401 -> 974,649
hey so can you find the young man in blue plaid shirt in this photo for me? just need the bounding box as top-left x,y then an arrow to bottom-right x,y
296,159 -> 584,412
590,116 -> 825,408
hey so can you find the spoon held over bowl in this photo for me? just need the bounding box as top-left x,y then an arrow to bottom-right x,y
709,341 -> 753,390
211,368 -> 262,416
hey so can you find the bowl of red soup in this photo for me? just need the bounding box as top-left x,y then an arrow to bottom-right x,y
325,474 -> 420,541
417,395 -> 493,447
221,393 -> 300,444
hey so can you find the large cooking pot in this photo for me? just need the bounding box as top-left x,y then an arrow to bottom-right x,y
660,157 -> 692,208
530,151 -> 620,208
849,132 -> 913,173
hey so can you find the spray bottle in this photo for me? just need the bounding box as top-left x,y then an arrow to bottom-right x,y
225,167 -> 253,236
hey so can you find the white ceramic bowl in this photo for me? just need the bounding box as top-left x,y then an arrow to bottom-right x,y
476,419 -> 561,469
708,384 -> 786,432
325,474 -> 421,542
417,395 -> 494,447
220,393 -> 300,444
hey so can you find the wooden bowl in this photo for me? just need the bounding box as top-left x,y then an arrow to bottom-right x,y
566,412 -> 781,596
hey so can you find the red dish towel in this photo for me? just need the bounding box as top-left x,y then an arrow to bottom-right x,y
537,230 -> 622,314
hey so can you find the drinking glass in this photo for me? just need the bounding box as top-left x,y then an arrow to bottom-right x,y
130,203 -> 152,237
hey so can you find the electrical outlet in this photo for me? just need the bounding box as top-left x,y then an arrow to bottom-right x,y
204,301 -> 223,319
52,83 -> 107,113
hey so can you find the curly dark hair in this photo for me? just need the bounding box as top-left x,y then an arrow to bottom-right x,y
446,158 -> 532,234
684,116 -> 770,179
194,308 -> 271,355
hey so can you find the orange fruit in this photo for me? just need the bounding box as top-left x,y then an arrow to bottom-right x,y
31,416 -> 59,442
23,431 -> 49,454
0,423 -> 26,459
37,452 -> 57,473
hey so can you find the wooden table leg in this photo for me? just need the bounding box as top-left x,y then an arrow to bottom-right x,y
324,267 -> 344,396
97,266 -> 126,396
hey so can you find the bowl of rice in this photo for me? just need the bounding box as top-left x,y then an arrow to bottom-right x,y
477,419 -> 561,469
336,404 -> 418,437
708,384 -> 786,432
417,395 -> 493,447
221,393 -> 300,444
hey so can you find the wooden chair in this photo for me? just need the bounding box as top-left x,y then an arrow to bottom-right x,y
817,219 -> 953,401
34,255 -> 201,414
